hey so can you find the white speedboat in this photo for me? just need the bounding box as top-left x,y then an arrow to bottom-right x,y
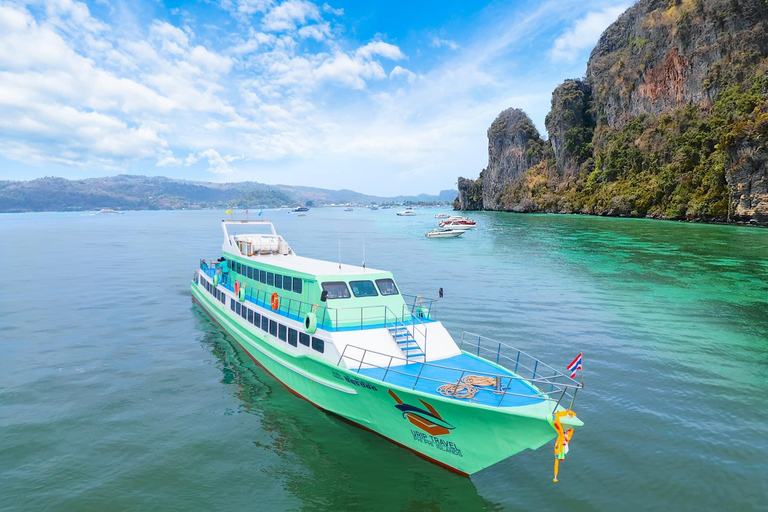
425,229 -> 465,238
97,208 -> 124,214
397,210 -> 418,216
435,213 -> 452,219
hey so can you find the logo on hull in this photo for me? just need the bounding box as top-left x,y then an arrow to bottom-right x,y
388,389 -> 454,436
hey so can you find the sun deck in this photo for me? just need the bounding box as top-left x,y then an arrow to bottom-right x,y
352,353 -> 546,407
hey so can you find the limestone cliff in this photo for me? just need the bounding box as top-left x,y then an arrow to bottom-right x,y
456,0 -> 768,225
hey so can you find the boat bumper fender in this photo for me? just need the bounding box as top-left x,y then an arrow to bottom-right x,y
304,312 -> 317,334
238,283 -> 246,302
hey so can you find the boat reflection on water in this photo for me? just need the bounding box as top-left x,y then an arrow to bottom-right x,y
193,309 -> 498,511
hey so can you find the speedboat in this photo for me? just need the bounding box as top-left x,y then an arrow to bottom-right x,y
425,229 -> 465,238
397,210 -> 418,216
439,218 -> 476,229
435,213 -> 452,219
293,206 -> 310,212
344,208 -> 354,212
191,220 -> 584,477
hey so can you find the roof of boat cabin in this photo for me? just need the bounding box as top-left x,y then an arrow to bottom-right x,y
225,250 -> 389,279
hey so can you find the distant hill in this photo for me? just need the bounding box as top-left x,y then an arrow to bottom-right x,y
0,175 -> 456,212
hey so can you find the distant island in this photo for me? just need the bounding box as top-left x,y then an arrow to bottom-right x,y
0,175 -> 456,213
455,0 -> 767,226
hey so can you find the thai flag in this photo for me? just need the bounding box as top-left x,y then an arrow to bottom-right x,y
567,353 -> 583,379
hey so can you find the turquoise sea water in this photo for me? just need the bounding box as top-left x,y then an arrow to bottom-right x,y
1,209 -> 767,511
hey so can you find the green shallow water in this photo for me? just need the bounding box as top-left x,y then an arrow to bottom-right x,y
1,210 -> 767,511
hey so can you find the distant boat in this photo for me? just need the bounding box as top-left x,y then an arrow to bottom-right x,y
439,217 -> 476,230
369,206 -> 379,210
397,210 -> 417,216
381,205 -> 392,209
298,213 -> 307,217
425,228 -> 465,238
293,206 -> 310,212
435,213 -> 451,219
344,208 -> 354,212
98,208 -> 123,214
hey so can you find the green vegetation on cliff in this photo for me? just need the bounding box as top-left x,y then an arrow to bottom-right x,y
503,75 -> 767,221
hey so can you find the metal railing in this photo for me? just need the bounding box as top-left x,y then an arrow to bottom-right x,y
402,294 -> 438,320
459,332 -> 582,411
337,337 -> 582,411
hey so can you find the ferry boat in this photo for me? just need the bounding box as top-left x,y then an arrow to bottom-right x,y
293,206 -> 310,212
191,221 -> 583,476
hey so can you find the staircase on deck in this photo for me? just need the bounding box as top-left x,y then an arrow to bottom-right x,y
388,322 -> 425,362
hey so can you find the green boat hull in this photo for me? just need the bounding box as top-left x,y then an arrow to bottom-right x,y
191,282 -> 560,475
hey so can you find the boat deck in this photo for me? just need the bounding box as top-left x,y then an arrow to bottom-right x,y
352,353 -> 545,407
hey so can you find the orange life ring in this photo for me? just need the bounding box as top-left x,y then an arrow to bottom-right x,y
234,280 -> 240,295
271,292 -> 279,311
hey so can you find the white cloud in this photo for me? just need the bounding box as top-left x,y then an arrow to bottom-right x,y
430,37 -> 458,50
157,150 -> 182,166
355,41 -> 405,61
322,3 -> 344,16
199,148 -> 234,174
262,0 -> 321,32
389,66 -> 417,83
550,5 -> 629,62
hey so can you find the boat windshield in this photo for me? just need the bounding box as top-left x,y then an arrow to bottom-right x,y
350,280 -> 378,297
322,281 -> 351,299
375,278 -> 399,296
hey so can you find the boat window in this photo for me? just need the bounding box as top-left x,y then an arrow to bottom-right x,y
321,282 -> 351,299
288,328 -> 298,347
278,324 -> 287,341
375,278 -> 399,296
299,332 -> 310,346
293,279 -> 302,294
283,276 -> 292,291
236,302 -> 241,315
311,337 -> 325,353
267,272 -> 274,286
349,280 -> 378,298
253,311 -> 260,325
247,266 -> 253,279
258,270 -> 265,283
231,299 -> 235,311
269,319 -> 277,336
241,306 -> 247,319
235,262 -> 241,274
261,316 -> 269,331
275,274 -> 283,289
248,309 -> 253,323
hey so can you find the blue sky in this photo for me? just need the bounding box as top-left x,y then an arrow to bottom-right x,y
0,0 -> 630,195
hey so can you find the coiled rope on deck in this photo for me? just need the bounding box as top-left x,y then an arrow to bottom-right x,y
436,374 -> 498,400
436,383 -> 477,399
461,375 -> 497,387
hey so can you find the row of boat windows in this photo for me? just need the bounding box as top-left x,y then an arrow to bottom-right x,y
321,278 -> 399,299
231,298 -> 325,354
230,260 -> 303,294
199,276 -> 323,354
203,277 -> 226,305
